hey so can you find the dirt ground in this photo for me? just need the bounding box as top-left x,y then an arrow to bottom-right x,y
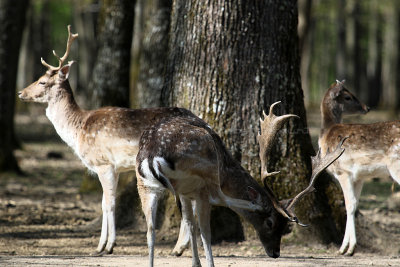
1,112 -> 400,266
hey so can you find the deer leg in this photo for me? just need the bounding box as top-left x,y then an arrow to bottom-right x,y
195,194 -> 214,267
96,166 -> 119,255
137,178 -> 162,267
171,218 -> 190,256
179,196 -> 201,267
94,193 -> 108,254
387,163 -> 400,185
338,175 -> 362,256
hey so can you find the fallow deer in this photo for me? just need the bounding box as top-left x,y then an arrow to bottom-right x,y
18,25 -> 205,256
318,80 -> 400,255
137,101 -> 345,267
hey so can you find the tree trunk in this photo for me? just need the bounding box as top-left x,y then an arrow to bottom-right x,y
163,0 -> 345,244
89,0 -> 135,108
366,0 -> 382,108
381,4 -> 399,109
0,0 -> 28,172
73,1 -> 99,100
135,0 -> 172,108
298,0 -> 312,107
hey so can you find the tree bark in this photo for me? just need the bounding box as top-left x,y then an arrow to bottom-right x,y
0,0 -> 28,172
163,0 -> 345,244
89,0 -> 135,108
135,0 -> 172,108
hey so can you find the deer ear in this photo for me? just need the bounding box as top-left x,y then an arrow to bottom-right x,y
247,186 -> 261,203
58,61 -> 74,81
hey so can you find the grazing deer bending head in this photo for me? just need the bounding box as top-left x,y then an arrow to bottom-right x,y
137,101 -> 345,267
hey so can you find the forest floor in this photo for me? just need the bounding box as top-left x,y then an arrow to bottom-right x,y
0,109 -> 400,266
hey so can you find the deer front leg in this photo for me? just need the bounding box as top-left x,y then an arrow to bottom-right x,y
95,166 -> 119,255
95,193 -> 108,254
338,176 -> 363,256
171,216 -> 191,256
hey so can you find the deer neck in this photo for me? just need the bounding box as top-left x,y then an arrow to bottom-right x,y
46,81 -> 85,149
320,97 -> 342,133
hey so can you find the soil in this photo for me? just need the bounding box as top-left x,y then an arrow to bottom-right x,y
0,112 -> 400,266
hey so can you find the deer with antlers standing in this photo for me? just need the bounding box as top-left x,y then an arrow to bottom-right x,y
318,80 -> 400,255
137,101 -> 345,267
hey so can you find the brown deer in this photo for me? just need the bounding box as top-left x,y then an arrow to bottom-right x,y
18,25 -> 204,255
137,101 -> 345,267
318,80 -> 400,255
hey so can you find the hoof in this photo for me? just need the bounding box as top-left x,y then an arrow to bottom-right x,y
91,248 -> 113,256
90,250 -> 105,257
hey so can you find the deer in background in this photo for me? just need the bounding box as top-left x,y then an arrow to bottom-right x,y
137,101 -> 345,267
318,80 -> 400,255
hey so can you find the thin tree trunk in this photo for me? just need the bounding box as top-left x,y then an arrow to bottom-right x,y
0,0 -> 28,172
163,0 -> 345,244
89,0 -> 135,108
135,0 -> 172,108
381,4 -> 399,109
299,0 -> 312,107
366,0 -> 382,108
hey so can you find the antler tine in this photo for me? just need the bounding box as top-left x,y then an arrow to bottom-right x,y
286,137 -> 347,217
258,101 -> 299,182
41,25 -> 78,71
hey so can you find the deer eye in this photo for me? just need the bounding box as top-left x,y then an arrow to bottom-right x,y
344,96 -> 351,101
265,218 -> 274,229
39,81 -> 46,85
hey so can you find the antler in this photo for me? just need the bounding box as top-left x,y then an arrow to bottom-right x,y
285,138 -> 347,225
41,25 -> 78,71
257,101 -> 299,220
258,101 -> 299,180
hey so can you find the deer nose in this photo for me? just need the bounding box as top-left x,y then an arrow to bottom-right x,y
267,249 -> 280,258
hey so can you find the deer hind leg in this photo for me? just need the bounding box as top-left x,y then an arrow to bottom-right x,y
195,193 -> 214,267
179,196 -> 201,267
171,200 -> 197,256
137,173 -> 164,267
337,174 -> 364,256
95,166 -> 119,255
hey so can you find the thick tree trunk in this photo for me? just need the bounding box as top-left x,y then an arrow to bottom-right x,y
89,0 -> 135,108
0,0 -> 28,172
163,0 -> 345,244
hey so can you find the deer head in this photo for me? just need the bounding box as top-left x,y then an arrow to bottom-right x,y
18,25 -> 78,103
256,101 -> 345,246
321,80 -> 370,129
